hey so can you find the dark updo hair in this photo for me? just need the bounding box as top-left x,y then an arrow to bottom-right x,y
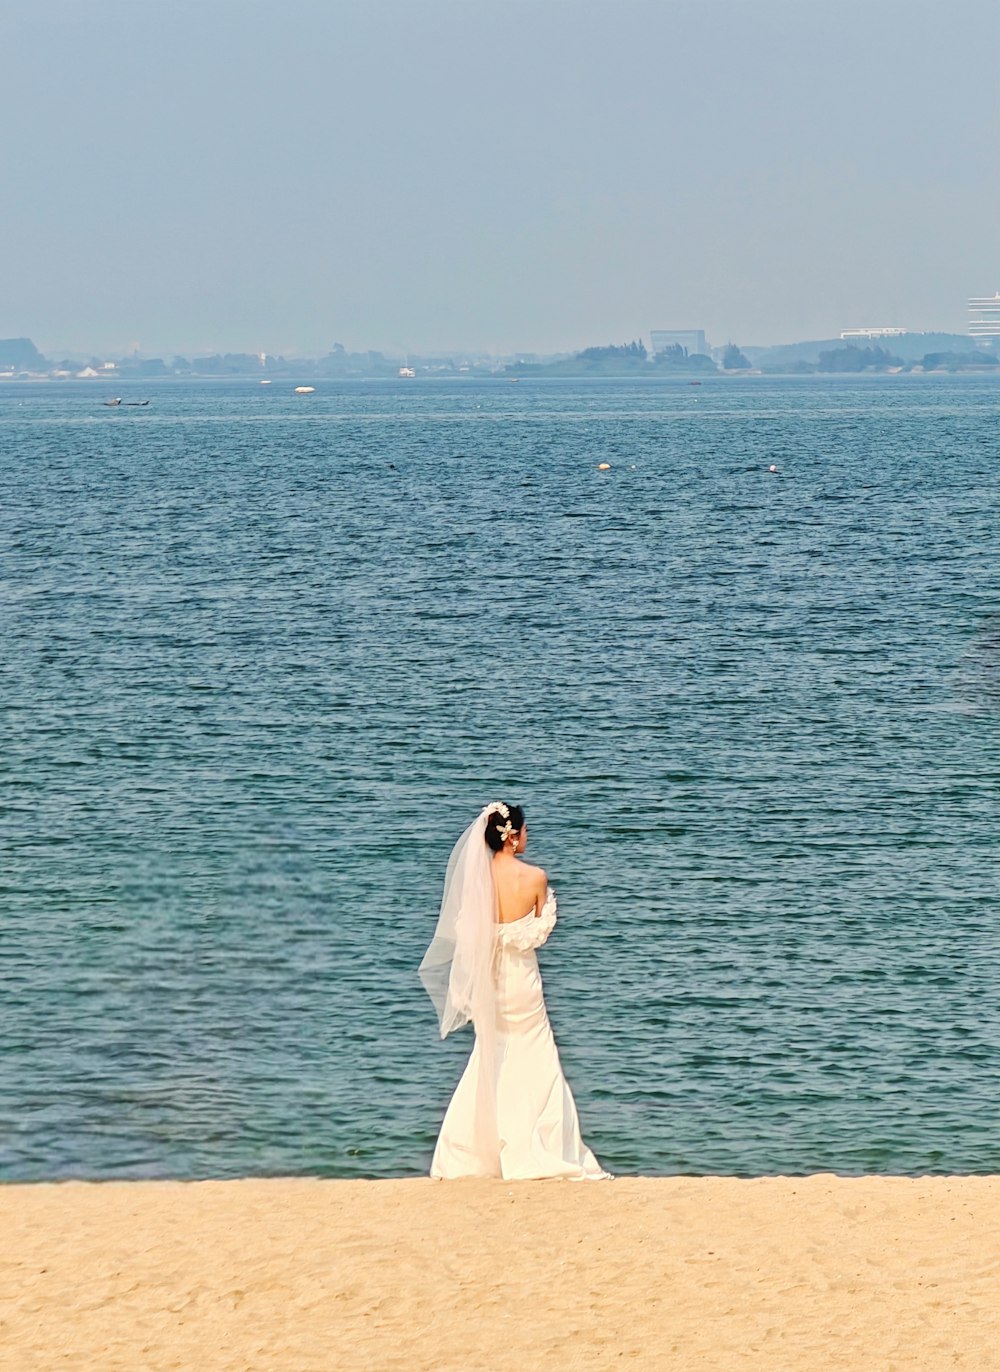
484,803 -> 525,852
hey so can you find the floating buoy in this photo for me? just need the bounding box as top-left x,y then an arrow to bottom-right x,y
294,385 -> 315,394
768,464 -> 778,473
597,462 -> 611,471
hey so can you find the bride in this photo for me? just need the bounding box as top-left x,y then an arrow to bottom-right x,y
420,801 -> 610,1180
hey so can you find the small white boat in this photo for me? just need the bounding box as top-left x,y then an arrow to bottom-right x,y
294,385 -> 315,394
398,366 -> 415,378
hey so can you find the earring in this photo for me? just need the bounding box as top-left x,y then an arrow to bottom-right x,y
511,837 -> 518,853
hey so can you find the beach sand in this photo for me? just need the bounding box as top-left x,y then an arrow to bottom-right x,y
3,1176 -> 998,1371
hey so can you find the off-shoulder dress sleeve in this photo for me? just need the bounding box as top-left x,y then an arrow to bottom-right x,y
497,887 -> 558,951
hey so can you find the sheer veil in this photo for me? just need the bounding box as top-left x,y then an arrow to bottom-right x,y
419,804 -> 501,1163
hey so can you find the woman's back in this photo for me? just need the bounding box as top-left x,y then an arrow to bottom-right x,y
493,852 -> 547,924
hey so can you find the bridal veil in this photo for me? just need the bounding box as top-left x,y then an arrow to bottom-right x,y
419,804 -> 501,1160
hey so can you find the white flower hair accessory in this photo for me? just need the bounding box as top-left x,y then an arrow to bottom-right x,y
486,800 -> 513,844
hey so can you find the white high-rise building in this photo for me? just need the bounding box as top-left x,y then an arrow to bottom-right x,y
650,329 -> 709,357
969,294 -> 1000,342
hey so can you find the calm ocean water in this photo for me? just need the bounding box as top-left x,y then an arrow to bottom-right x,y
2,374 -> 1000,1180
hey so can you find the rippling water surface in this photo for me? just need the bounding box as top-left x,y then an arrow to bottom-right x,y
3,375 -> 1000,1179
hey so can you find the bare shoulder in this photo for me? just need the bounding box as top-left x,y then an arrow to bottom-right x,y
521,861 -> 547,891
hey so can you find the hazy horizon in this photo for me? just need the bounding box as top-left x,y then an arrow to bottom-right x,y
3,0 -> 998,359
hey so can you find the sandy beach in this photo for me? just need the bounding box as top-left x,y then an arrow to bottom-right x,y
3,1175 -> 998,1371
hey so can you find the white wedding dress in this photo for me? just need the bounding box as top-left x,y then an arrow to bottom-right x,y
431,888 -> 610,1180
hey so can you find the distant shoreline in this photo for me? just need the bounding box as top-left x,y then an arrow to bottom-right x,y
3,369 -> 999,384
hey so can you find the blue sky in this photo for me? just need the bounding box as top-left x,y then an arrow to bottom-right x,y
2,0 -> 997,356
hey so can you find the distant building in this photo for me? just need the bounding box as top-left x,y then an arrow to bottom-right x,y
969,294 -> 1000,342
839,327 -> 908,341
650,329 -> 709,357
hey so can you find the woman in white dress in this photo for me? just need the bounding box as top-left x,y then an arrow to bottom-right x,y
420,801 -> 610,1180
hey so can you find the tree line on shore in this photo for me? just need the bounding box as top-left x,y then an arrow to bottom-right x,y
505,341 -> 998,376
